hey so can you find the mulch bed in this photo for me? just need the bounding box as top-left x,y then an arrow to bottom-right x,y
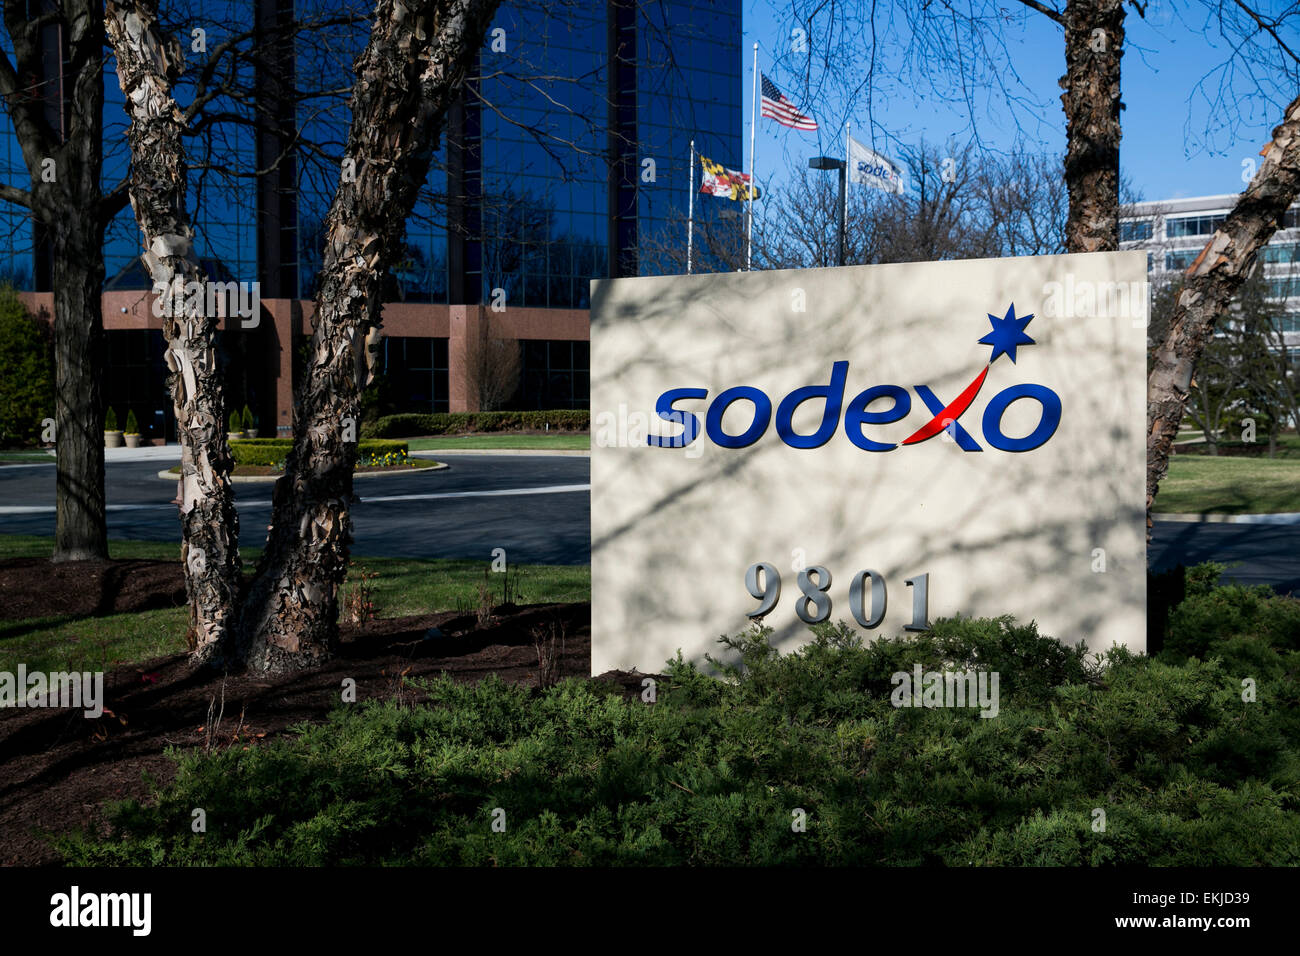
0,558 -> 188,621
0,557 -> 642,867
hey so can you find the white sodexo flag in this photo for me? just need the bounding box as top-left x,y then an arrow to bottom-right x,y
847,135 -> 905,194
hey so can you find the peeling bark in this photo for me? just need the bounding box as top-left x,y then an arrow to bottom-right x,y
104,0 -> 499,674
106,0 -> 242,664
239,0 -> 501,674
1147,94 -> 1300,533
1061,0 -> 1124,252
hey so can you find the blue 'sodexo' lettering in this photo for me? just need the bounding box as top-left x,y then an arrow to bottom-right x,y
647,362 -> 1062,453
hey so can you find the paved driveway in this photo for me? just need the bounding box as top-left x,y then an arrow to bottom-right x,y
0,454 -> 591,565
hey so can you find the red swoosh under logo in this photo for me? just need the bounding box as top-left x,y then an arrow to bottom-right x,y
900,364 -> 990,445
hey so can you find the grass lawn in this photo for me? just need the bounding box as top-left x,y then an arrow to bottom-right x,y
407,433 -> 589,451
1155,455 -> 1300,514
0,535 -> 589,673
0,450 -> 54,463
0,535 -> 194,562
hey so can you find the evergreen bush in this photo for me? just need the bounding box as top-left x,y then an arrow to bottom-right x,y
362,410 -> 589,438
52,565 -> 1300,866
0,285 -> 55,446
227,438 -> 408,467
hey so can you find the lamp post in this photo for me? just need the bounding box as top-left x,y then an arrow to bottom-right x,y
809,156 -> 847,267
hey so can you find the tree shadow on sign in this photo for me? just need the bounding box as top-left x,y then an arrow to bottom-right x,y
591,255 -> 1148,670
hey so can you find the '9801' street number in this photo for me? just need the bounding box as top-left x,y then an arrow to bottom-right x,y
745,563 -> 931,631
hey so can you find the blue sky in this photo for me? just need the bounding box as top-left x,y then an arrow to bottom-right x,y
740,0 -> 1293,204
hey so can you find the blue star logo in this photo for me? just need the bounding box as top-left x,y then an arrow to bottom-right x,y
978,304 -> 1035,364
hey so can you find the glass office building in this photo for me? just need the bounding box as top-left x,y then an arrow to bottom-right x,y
1122,194 -> 1300,356
0,0 -> 744,429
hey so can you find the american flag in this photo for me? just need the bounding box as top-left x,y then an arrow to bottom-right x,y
760,75 -> 817,131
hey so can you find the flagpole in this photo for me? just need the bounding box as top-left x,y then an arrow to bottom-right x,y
687,139 -> 695,275
843,120 -> 850,265
747,42 -> 758,272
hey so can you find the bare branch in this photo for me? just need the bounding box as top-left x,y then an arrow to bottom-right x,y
0,181 -> 31,208
1015,0 -> 1065,25
1230,0 -> 1300,66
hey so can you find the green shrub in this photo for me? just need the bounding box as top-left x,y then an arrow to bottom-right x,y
104,407 -> 118,432
228,438 -> 408,467
228,412 -> 241,434
0,285 -> 54,447
1163,580 -> 1300,662
51,563 -> 1300,866
241,405 -> 254,431
362,410 -> 589,438
124,410 -> 140,435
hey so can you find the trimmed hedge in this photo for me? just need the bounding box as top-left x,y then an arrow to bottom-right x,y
229,438 -> 408,467
50,569 -> 1300,866
362,410 -> 589,438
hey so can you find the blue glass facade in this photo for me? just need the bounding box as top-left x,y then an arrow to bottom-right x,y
0,7 -> 263,293
293,0 -> 742,304
631,0 -> 742,267
1,0 -> 742,415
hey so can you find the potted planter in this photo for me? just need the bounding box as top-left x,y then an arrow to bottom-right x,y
242,405 -> 258,439
104,408 -> 124,448
227,412 -> 245,442
123,410 -> 142,448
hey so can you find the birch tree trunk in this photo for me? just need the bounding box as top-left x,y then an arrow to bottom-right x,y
1147,94 -> 1300,529
105,0 -> 243,664
1060,0 -> 1124,253
239,0 -> 500,673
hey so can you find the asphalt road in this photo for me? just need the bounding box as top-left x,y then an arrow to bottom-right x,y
0,455 -> 591,565
2,456 -> 1298,590
1148,520 -> 1300,594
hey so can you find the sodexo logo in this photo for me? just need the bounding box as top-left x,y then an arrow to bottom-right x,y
648,304 -> 1061,454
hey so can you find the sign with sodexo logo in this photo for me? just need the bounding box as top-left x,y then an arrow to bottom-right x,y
589,253 -> 1148,676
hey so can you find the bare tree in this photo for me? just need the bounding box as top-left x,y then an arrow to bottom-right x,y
1165,275 -> 1239,455
473,336 -> 521,411
0,0 -> 125,560
0,0 -> 366,562
971,150 -> 1070,258
106,0 -> 242,663
1147,97 -> 1300,523
108,0 -> 502,673
770,0 -> 1300,527
1214,261 -> 1300,456
639,142 -> 1069,274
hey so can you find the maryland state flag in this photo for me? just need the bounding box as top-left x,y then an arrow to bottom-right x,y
699,155 -> 760,201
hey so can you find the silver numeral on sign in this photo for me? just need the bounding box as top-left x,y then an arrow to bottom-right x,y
745,562 -> 781,618
795,566 -> 833,624
849,569 -> 887,629
744,563 -> 932,632
904,573 -> 931,631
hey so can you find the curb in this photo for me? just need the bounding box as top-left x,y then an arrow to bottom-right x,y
156,461 -> 449,483
410,448 -> 590,457
1155,512 -> 1300,525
